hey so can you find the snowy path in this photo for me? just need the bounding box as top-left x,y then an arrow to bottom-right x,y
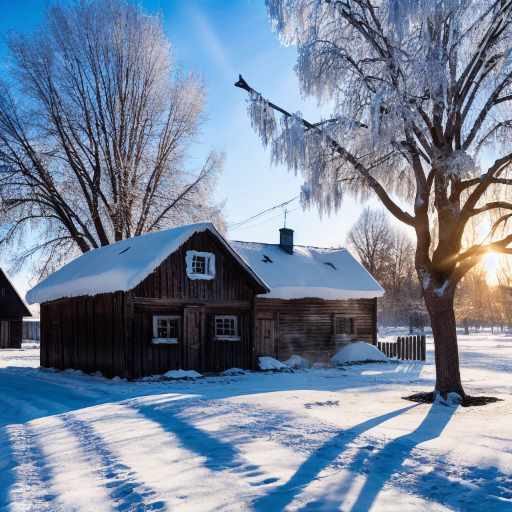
0,334 -> 511,511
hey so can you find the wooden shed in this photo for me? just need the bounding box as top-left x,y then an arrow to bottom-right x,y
26,224 -> 269,378
0,268 -> 31,348
232,228 -> 384,363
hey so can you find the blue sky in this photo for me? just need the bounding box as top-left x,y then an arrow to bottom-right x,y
0,0 -> 370,296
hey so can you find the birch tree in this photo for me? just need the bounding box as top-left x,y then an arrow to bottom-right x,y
0,0 -> 223,277
236,0 -> 512,398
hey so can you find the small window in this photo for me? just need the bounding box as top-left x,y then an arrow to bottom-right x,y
335,316 -> 354,336
215,315 -> 240,341
152,315 -> 180,344
186,251 -> 215,280
0,288 -> 5,297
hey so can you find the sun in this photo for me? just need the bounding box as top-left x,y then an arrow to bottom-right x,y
483,252 -> 501,286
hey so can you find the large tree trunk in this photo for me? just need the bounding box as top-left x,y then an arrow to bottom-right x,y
424,290 -> 465,397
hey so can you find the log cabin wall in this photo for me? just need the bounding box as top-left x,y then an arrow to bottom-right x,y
40,292 -> 128,377
255,297 -> 377,362
128,230 -> 261,377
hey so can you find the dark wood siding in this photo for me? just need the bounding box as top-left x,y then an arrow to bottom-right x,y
0,320 -> 22,349
255,297 -> 377,362
0,269 -> 30,348
128,302 -> 254,377
125,230 -> 259,377
131,231 -> 257,302
40,292 -> 128,377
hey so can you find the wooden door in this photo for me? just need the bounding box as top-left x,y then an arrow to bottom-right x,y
255,317 -> 276,357
183,307 -> 202,369
0,321 -> 9,348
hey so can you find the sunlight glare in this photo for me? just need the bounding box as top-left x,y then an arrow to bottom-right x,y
483,252 -> 500,286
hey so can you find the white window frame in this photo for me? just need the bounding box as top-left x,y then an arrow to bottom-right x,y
152,315 -> 180,345
214,315 -> 240,341
186,250 -> 216,280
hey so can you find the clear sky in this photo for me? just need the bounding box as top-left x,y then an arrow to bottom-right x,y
0,0 -> 371,300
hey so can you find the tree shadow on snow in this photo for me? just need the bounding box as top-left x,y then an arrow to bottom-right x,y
59,413 -> 165,512
251,404 -> 419,512
300,403 -> 457,511
0,427 -> 15,510
130,398 -> 268,481
0,423 -> 57,510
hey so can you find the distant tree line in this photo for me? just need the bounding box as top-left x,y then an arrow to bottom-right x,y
347,208 -> 424,327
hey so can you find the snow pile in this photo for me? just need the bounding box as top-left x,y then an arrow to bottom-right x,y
26,223 -> 267,304
231,241 -> 384,300
284,354 -> 311,369
258,356 -> 289,371
331,342 -> 389,365
222,368 -> 247,376
163,369 -> 202,380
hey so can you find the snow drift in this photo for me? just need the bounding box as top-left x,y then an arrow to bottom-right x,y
284,354 -> 311,369
331,342 -> 389,365
258,356 -> 289,371
163,369 -> 202,380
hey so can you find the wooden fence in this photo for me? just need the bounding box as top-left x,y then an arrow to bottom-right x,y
377,335 -> 426,361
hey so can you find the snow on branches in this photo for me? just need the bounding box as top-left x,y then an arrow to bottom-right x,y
238,0 -> 512,286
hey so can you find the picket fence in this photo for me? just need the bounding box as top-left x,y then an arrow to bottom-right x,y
377,335 -> 426,361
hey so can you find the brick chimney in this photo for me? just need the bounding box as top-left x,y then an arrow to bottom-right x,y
279,227 -> 294,254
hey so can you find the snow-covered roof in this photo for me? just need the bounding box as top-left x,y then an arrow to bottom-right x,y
230,241 -> 384,300
0,268 -> 32,317
26,223 -> 269,304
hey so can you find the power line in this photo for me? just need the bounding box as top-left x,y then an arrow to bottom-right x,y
229,206 -> 301,232
228,195 -> 299,231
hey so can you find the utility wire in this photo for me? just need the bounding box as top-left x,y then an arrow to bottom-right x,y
230,206 -> 301,232
228,195 -> 299,230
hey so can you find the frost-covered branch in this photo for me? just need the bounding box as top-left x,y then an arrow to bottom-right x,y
235,75 -> 415,225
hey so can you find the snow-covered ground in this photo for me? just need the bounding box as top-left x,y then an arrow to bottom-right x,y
0,334 -> 511,511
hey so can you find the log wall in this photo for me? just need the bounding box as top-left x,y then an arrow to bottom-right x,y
0,319 -> 22,349
40,293 -> 127,378
131,230 -> 260,302
255,297 -> 377,362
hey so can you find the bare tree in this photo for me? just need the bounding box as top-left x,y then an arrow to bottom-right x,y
0,0 -> 223,277
236,0 -> 512,397
348,208 -> 420,325
347,208 -> 391,278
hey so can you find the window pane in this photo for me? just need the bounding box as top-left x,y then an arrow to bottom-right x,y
215,316 -> 237,337
192,255 -> 206,274
168,319 -> 179,338
155,317 -> 180,339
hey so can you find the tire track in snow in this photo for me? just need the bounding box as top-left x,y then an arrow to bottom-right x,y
60,413 -> 166,512
7,424 -> 59,511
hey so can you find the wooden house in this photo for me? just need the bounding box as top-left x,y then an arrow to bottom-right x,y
232,228 -> 384,363
26,223 -> 384,378
0,268 -> 31,348
26,224 -> 269,378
